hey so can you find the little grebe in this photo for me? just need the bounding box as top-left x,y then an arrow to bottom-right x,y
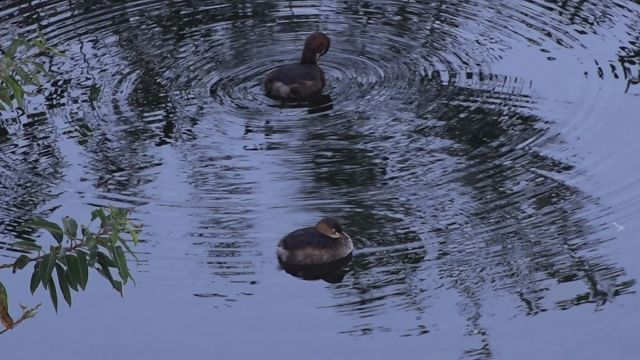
264,32 -> 330,100
277,217 -> 353,266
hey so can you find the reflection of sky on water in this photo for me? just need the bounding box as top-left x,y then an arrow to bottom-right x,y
1,0 -> 639,359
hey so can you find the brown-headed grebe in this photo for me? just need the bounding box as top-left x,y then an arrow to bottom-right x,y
264,32 -> 330,100
277,217 -> 353,266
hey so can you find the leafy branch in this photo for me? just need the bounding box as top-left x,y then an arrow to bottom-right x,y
0,206 -> 140,334
0,34 -> 64,111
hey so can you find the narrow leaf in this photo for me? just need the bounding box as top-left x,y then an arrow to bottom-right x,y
114,246 -> 130,284
65,255 -> 81,291
110,232 -> 119,246
62,217 -> 78,240
30,263 -> 40,294
37,254 -> 51,290
3,75 -> 24,108
29,216 -> 64,244
65,270 -> 78,291
45,246 -> 58,284
85,233 -> 97,249
0,88 -> 12,110
31,37 -> 45,50
22,304 -> 40,319
12,255 -> 31,273
55,264 -> 72,307
5,38 -> 28,58
97,266 -> 122,296
30,62 -> 54,80
118,236 -> 138,261
15,65 -> 40,86
112,280 -> 123,296
49,49 -> 66,57
76,251 -> 88,290
48,277 -> 58,312
88,246 -> 97,267
91,208 -> 106,223
128,227 -> 139,245
96,251 -> 116,268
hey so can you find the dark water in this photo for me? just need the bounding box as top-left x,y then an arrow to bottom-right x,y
1,0 -> 640,358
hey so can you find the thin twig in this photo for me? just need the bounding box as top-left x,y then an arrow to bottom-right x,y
0,304 -> 41,335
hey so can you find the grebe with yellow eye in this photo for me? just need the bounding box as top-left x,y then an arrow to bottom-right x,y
277,217 -> 353,266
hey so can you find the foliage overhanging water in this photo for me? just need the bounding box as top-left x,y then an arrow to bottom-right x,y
1,0 -> 639,358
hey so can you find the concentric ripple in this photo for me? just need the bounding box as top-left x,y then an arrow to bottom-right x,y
1,0 -> 640,358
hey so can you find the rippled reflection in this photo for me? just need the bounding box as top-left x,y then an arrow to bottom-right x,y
0,112 -> 63,245
1,0 -> 640,357
280,254 -> 353,283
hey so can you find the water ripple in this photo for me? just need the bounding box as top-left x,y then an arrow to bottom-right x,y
1,0 -> 639,355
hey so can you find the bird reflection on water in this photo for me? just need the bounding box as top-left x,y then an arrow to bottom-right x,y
279,254 -> 353,284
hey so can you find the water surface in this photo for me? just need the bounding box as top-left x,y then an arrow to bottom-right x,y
1,0 -> 640,359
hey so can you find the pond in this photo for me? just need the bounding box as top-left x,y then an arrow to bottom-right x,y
1,0 -> 640,358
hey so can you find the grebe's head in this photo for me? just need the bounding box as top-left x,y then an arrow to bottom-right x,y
315,217 -> 343,239
301,32 -> 330,64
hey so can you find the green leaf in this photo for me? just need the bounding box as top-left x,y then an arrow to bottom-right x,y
91,208 -> 106,223
62,216 -> 78,240
18,303 -> 41,319
58,246 -> 68,259
30,263 -> 41,294
55,264 -> 72,307
12,255 -> 31,273
88,246 -> 97,267
15,65 -> 39,86
37,254 -> 52,290
81,225 -> 89,237
5,38 -> 28,59
112,279 -> 123,295
32,37 -> 46,50
128,227 -> 139,245
3,75 -> 25,108
64,255 -> 80,291
96,236 -> 111,249
110,232 -> 119,246
97,266 -> 123,296
85,232 -> 97,249
49,49 -> 66,57
0,88 -> 12,110
118,236 -> 138,261
96,251 -> 116,268
23,305 -> 40,319
48,277 -> 58,312
114,246 -> 130,284
30,62 -> 54,80
29,216 -> 64,244
65,270 -> 77,292
76,251 -> 88,290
